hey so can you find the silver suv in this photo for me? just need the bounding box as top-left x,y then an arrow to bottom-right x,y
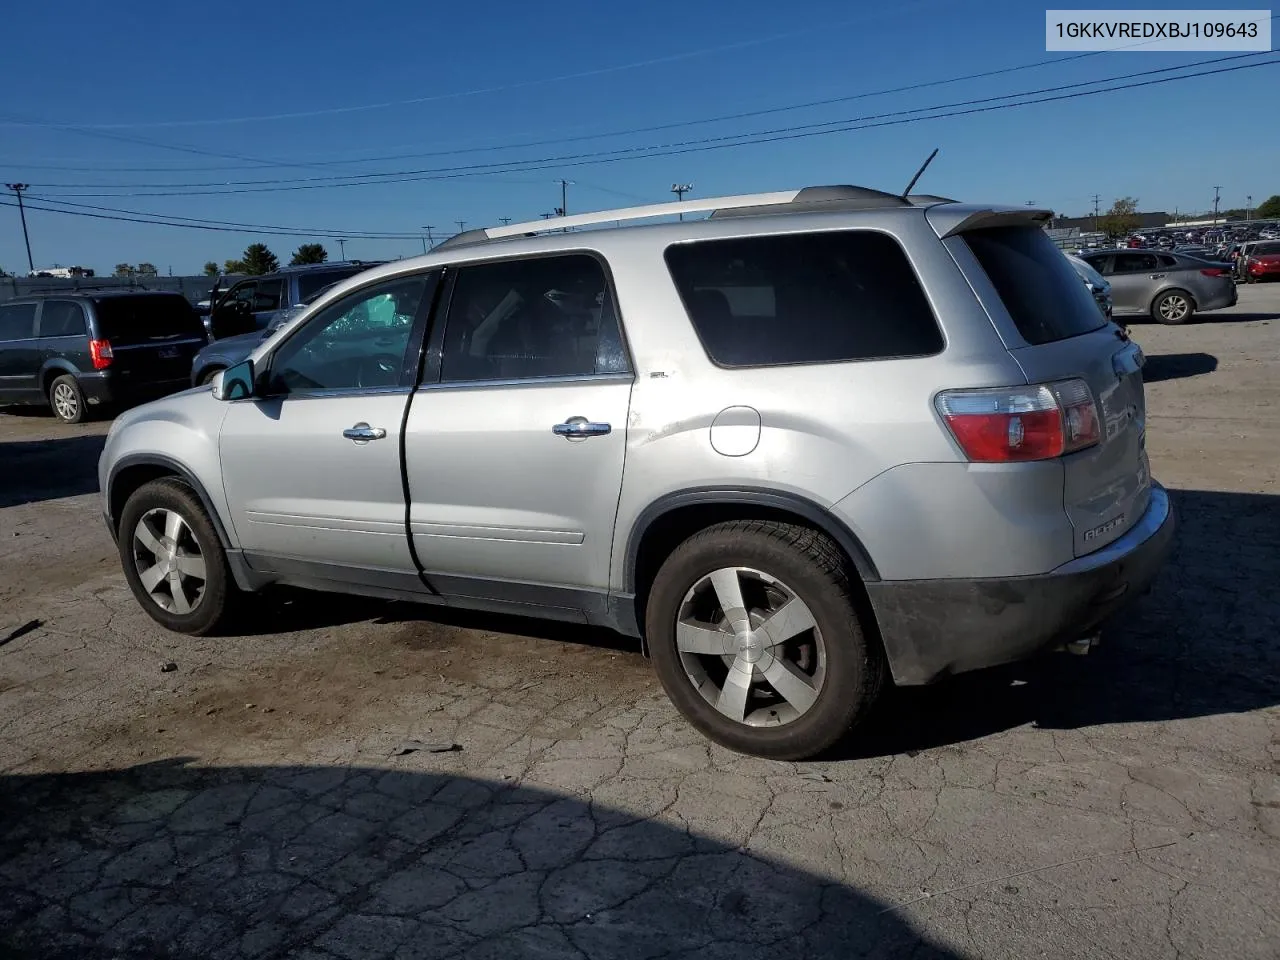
99,185 -> 1176,760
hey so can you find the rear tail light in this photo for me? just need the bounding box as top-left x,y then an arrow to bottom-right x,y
1199,267 -> 1227,277
935,379 -> 1101,462
89,339 -> 113,370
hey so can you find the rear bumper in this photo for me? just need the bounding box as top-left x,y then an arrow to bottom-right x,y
866,484 -> 1176,685
78,372 -> 193,407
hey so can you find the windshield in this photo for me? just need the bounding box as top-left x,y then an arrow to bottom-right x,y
964,227 -> 1107,345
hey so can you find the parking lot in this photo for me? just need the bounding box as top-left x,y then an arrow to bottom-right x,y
1,285 -> 1278,959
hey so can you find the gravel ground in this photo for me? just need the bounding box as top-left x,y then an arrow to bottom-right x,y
1,285 -> 1277,959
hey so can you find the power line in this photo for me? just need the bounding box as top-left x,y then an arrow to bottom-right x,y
26,54 -> 1280,200
0,197 -> 425,240
30,50 -> 1269,192
0,1 -> 955,131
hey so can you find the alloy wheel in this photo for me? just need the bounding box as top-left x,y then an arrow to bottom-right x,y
52,382 -> 79,421
1159,294 -> 1189,322
131,508 -> 207,614
675,566 -> 825,727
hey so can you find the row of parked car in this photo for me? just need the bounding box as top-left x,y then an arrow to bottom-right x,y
0,263 -> 379,422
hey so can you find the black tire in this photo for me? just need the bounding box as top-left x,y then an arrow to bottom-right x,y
199,366 -> 224,386
645,520 -> 885,761
48,374 -> 88,424
1151,289 -> 1195,325
117,478 -> 240,635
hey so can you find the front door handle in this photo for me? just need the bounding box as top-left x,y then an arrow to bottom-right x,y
553,416 -> 611,441
1150,273 -> 1166,279
343,422 -> 387,444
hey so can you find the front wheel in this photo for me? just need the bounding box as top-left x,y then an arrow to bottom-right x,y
645,520 -> 884,760
117,478 -> 240,635
1152,289 -> 1195,325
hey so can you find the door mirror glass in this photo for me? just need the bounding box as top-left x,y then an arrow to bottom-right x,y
213,359 -> 255,401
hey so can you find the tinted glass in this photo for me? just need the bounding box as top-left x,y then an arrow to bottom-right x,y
1113,253 -> 1159,272
38,301 -> 87,338
440,254 -> 627,382
92,295 -> 204,345
1253,241 -> 1280,255
268,275 -> 430,394
963,227 -> 1107,346
296,267 -> 368,303
0,303 -> 37,341
1158,254 -> 1178,267
253,278 -> 285,312
665,232 -> 942,367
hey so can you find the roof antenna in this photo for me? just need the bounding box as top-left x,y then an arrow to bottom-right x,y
901,148 -> 939,198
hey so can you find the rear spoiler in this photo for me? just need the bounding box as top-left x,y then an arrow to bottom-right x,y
927,206 -> 1053,239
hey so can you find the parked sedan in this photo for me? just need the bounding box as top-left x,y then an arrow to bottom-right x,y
1244,240 -> 1280,282
1079,249 -> 1237,324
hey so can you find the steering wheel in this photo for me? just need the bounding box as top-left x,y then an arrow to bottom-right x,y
355,353 -> 403,388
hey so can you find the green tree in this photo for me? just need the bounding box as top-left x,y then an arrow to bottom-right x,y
223,258 -> 247,274
114,263 -> 135,277
241,243 -> 279,276
203,261 -> 220,276
136,262 -> 158,276
290,243 -> 328,266
1099,197 -> 1141,240
1255,195 -> 1280,219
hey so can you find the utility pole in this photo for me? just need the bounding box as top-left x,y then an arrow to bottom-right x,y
455,220 -> 466,234
1091,194 -> 1101,233
5,183 -> 34,275
499,217 -> 511,226
335,238 -> 347,260
421,225 -> 435,253
672,183 -> 694,221
1213,185 -> 1222,226
556,179 -> 572,219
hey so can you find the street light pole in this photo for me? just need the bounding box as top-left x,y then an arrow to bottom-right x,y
671,183 -> 693,221
1246,196 -> 1253,222
5,183 -> 34,274
1212,185 -> 1222,226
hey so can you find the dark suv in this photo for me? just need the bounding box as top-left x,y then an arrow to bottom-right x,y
0,291 -> 207,423
206,262 -> 383,341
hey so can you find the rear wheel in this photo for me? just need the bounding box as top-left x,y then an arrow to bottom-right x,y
645,520 -> 884,760
117,478 -> 240,635
1152,289 -> 1194,325
48,375 -> 87,424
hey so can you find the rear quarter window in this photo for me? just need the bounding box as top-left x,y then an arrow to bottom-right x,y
962,227 -> 1107,345
664,231 -> 943,367
92,295 -> 204,345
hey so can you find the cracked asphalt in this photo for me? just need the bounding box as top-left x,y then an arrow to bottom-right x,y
1,286 -> 1278,959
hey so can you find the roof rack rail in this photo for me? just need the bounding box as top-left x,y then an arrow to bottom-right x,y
434,184 -> 952,250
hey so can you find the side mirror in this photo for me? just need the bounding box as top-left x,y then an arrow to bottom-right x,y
212,359 -> 255,401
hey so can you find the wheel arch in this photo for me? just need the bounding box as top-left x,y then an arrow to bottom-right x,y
621,487 -> 882,642
40,361 -> 79,395
107,454 -> 233,550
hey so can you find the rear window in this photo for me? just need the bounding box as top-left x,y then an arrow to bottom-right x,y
296,268 -> 366,303
963,227 -> 1107,345
1253,241 -> 1280,256
92,294 -> 204,345
664,231 -> 943,367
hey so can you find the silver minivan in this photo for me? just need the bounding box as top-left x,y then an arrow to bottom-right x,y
99,185 -> 1176,759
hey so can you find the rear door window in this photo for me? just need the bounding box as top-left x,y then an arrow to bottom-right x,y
962,227 -> 1107,346
0,303 -> 37,341
253,278 -> 285,312
1112,252 -> 1160,273
664,231 -> 943,367
37,301 -> 87,338
92,295 -> 204,345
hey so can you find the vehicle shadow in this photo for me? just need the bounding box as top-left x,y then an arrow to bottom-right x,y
845,487 -> 1279,759
0,435 -> 106,508
1140,352 -> 1217,383
0,760 -> 964,959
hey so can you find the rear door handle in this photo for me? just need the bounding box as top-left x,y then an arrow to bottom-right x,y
553,416 -> 611,441
343,422 -> 387,443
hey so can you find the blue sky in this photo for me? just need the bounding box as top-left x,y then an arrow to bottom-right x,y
1,0 -> 1276,275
